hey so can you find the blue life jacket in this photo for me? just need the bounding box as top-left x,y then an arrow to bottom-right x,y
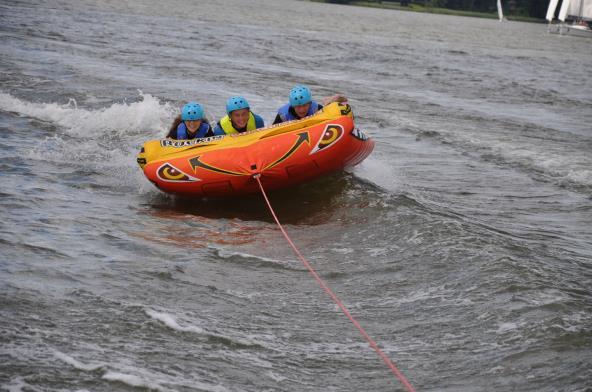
176,121 -> 211,140
277,101 -> 320,122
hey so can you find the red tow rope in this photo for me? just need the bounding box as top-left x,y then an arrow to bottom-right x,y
253,174 -> 416,392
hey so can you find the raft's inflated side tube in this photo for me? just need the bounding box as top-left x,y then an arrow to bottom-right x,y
137,102 -> 374,197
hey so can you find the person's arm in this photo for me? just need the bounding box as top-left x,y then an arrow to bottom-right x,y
321,94 -> 348,106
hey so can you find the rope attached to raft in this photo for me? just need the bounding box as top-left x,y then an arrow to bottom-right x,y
253,173 -> 416,392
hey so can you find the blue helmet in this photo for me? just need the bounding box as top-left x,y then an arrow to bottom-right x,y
289,85 -> 312,107
226,96 -> 250,114
181,102 -> 204,121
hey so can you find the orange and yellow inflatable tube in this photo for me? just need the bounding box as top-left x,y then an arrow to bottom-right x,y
137,102 -> 374,197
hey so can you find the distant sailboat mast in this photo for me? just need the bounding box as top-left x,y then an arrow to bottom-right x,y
497,0 -> 504,21
546,0 -> 560,21
558,0 -> 571,21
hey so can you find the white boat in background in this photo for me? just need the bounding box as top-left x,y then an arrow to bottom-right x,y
547,0 -> 592,37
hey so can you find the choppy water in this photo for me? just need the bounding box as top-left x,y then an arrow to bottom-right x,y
1,0 -> 592,391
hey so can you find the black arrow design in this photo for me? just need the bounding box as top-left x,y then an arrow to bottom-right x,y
264,132 -> 310,170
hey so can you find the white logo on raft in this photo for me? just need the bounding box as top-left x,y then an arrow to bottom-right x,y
351,128 -> 369,141
160,135 -> 224,148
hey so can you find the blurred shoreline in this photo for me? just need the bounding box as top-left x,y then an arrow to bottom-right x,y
307,0 -> 545,22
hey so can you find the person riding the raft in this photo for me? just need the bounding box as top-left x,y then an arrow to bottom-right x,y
214,96 -> 265,135
273,85 -> 348,125
166,102 -> 214,140
273,85 -> 321,125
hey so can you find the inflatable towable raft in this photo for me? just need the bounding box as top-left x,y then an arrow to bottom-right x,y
137,102 -> 374,197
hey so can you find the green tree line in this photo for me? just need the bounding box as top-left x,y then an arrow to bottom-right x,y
325,0 -> 551,19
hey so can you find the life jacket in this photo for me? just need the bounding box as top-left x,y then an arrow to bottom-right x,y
277,101 -> 320,122
219,112 -> 257,134
176,121 -> 211,140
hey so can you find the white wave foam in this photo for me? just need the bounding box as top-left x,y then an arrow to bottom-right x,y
102,371 -> 165,392
53,350 -> 104,372
439,120 -> 592,189
145,309 -> 205,334
210,245 -> 303,271
381,93 -> 592,190
353,155 -> 404,193
225,289 -> 259,300
53,349 -> 199,392
0,91 -> 180,191
565,168 -> 592,187
145,308 -> 261,347
0,91 -> 174,140
213,246 -> 292,265
104,370 -> 229,392
496,142 -> 592,188
486,365 -> 505,374
495,322 -> 519,334
265,370 -> 287,382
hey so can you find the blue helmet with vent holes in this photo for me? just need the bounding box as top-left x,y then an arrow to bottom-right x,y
289,85 -> 312,107
226,96 -> 250,114
181,102 -> 204,121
